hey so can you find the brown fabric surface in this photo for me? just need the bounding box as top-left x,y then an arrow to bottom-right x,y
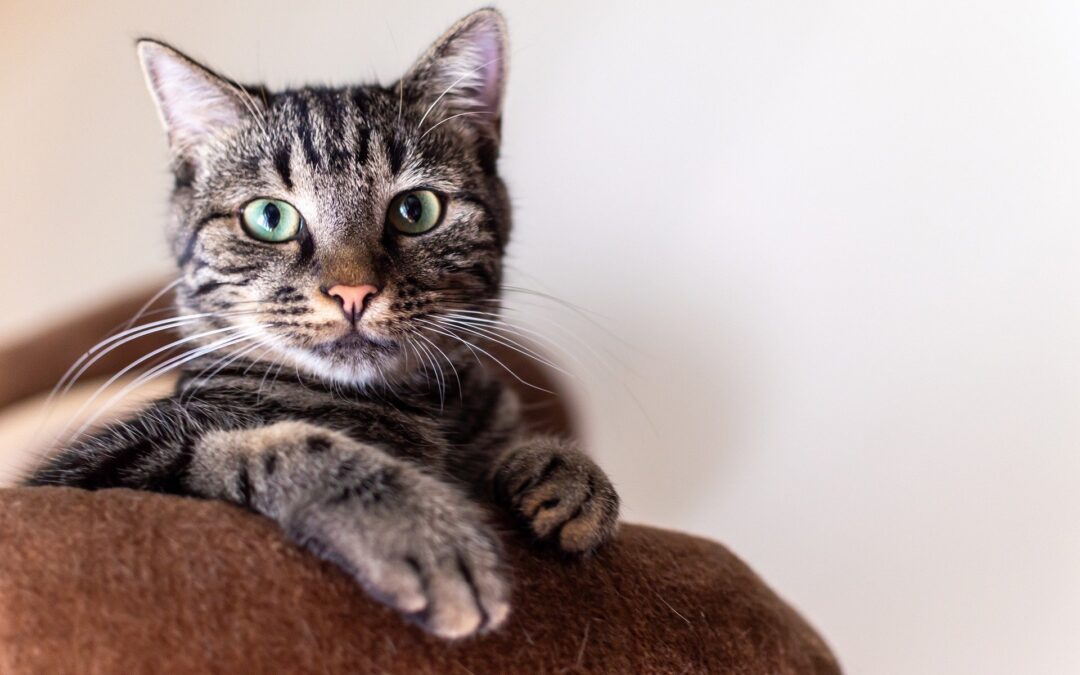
0,487 -> 838,674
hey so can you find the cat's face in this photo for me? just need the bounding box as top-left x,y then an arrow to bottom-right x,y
139,10 -> 510,386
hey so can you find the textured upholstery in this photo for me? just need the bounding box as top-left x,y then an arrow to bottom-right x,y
0,487 -> 839,673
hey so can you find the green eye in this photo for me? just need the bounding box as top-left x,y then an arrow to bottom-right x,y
241,198 -> 303,242
388,190 -> 443,234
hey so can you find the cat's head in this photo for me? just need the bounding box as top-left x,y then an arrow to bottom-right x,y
138,9 -> 510,386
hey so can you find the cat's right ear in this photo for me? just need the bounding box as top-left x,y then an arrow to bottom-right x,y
136,40 -> 254,160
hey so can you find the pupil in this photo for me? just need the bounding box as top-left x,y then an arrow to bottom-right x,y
262,202 -> 281,230
400,194 -> 423,222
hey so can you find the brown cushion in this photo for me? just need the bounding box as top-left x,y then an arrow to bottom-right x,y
0,487 -> 838,673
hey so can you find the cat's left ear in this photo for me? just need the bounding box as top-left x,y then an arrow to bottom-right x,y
401,8 -> 508,144
136,39 -> 255,160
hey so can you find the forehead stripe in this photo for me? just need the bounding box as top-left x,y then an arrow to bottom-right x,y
354,125 -> 371,168
272,143 -> 293,189
291,95 -> 323,169
386,133 -> 406,176
314,89 -> 351,171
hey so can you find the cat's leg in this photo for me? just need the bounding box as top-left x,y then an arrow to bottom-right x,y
188,420 -> 508,639
490,436 -> 620,554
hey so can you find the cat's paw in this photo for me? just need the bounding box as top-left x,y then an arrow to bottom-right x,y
284,467 -> 509,639
493,439 -> 620,554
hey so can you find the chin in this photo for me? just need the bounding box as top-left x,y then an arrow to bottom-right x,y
280,333 -> 405,388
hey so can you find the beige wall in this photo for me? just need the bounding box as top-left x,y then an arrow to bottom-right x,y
3,1 -> 1080,672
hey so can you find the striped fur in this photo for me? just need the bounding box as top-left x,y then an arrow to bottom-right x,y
26,9 -> 618,639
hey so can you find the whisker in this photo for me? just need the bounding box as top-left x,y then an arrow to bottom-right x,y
122,277 -> 183,331
53,326 -> 252,446
437,308 -> 597,375
179,338 -> 268,405
401,336 -> 414,371
244,342 -> 279,377
258,350 -> 290,402
49,309 -> 261,407
104,333 -> 257,418
50,314 -> 207,403
32,310 -> 264,451
60,329 -> 257,446
414,330 -> 462,401
472,297 -> 648,379
500,284 -> 610,319
498,286 -> 647,358
411,334 -> 446,407
256,352 -> 282,401
436,294 -> 658,436
416,321 -> 553,395
397,78 -> 404,126
429,316 -> 572,378
403,338 -> 429,390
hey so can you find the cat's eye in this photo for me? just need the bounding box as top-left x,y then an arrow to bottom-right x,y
241,198 -> 303,243
387,190 -> 443,235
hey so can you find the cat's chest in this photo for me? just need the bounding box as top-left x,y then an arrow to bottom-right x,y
243,387 -> 441,451
188,366 -> 507,462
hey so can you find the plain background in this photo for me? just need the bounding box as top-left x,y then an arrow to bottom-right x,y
3,1 -> 1079,672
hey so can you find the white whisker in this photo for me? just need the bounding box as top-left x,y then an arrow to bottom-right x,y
179,338 -> 268,405
54,326 -> 252,446
414,330 -> 462,400
49,309 -> 260,406
438,309 -> 595,374
429,316 -> 571,378
416,321 -> 553,395
122,277 -> 183,331
61,329 -> 257,446
411,334 -> 446,407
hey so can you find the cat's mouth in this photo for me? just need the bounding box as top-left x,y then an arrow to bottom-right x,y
312,330 -> 398,356
271,327 -> 405,386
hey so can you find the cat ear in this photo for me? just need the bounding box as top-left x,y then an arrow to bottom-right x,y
136,39 -> 253,159
402,8 -> 508,141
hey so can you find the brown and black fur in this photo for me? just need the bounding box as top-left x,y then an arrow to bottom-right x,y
24,9 -> 618,639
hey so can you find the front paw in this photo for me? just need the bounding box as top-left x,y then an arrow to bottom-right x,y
493,440 -> 620,554
285,469 -> 509,639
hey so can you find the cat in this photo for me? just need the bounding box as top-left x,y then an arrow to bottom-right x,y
24,8 -> 619,639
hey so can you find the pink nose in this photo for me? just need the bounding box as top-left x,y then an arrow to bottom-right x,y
326,284 -> 379,322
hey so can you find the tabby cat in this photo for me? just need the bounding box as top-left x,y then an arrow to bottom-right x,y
25,8 -> 619,639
